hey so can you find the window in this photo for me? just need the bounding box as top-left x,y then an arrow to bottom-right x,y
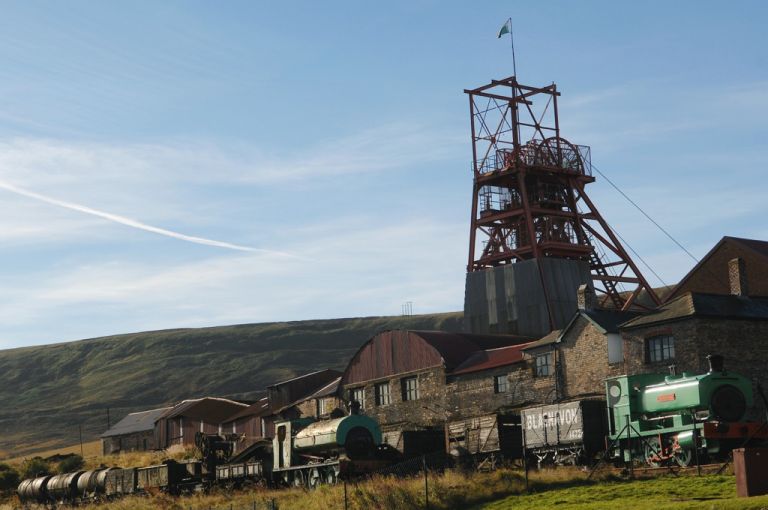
317,398 -> 327,416
494,374 -> 508,393
647,335 -> 675,363
375,382 -> 391,406
535,353 -> 552,377
607,333 -> 623,364
401,376 -> 419,401
349,387 -> 365,409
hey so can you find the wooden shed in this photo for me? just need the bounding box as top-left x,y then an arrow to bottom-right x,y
154,397 -> 248,449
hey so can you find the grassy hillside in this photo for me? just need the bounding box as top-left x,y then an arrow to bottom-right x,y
0,312 -> 463,458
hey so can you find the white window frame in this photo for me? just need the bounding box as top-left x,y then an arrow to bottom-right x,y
375,382 -> 391,406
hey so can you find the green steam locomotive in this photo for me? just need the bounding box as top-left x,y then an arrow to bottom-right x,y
605,355 -> 766,466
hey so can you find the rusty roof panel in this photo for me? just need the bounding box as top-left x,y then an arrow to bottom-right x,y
343,330 -> 532,385
160,397 -> 248,423
222,397 -> 270,424
450,342 -> 533,375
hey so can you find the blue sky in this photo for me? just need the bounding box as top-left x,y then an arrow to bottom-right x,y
0,1 -> 765,347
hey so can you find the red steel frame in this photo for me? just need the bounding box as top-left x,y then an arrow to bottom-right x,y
464,76 -> 660,312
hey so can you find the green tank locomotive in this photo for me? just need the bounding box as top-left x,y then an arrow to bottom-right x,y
272,414 -> 385,488
606,355 -> 765,466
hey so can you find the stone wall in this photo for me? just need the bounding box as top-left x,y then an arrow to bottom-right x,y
670,241 -> 768,299
101,429 -> 155,455
559,317 -> 625,399
343,367 -> 447,430
622,317 -> 768,417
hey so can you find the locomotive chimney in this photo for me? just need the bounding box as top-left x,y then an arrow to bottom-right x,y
707,354 -> 724,373
729,257 -> 748,297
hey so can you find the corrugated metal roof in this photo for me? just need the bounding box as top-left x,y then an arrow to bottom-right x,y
266,369 -> 339,389
308,376 -> 341,399
100,407 -> 171,438
622,292 -> 768,329
413,330 -> 532,370
160,397 -> 248,423
343,330 -> 533,385
450,342 -> 533,375
222,397 -> 270,423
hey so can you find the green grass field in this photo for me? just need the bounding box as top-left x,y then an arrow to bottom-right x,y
0,312 -> 462,458
479,474 -> 768,510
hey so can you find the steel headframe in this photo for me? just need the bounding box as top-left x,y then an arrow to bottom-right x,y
464,76 -> 660,312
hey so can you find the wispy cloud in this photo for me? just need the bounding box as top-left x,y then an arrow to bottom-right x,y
0,179 -> 293,255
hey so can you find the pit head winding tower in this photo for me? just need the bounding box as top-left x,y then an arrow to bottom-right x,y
463,76 -> 659,337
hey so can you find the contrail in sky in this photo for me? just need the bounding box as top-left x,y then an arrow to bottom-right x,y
0,179 -> 293,256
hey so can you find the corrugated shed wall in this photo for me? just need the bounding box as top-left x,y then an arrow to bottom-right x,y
464,258 -> 591,338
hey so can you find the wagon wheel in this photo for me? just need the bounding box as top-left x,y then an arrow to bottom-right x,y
643,437 -> 663,468
307,468 -> 321,490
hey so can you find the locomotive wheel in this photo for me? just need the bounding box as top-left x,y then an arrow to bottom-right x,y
323,466 -> 338,485
674,448 -> 692,468
643,437 -> 663,468
290,471 -> 306,488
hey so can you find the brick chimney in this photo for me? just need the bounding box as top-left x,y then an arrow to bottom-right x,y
577,284 -> 595,311
728,257 -> 748,297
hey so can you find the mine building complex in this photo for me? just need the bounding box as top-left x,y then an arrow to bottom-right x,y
101,76 -> 768,463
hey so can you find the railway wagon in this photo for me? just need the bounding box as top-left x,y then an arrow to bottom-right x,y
47,471 -> 85,502
215,460 -> 265,488
17,475 -> 51,504
77,468 -> 118,500
447,413 -> 522,467
136,460 -> 203,494
104,467 -> 137,498
520,399 -> 606,465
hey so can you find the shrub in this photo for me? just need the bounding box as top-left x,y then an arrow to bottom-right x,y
0,463 -> 20,492
57,454 -> 85,474
20,457 -> 51,479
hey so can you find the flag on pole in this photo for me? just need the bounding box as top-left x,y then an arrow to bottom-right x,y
497,19 -> 511,38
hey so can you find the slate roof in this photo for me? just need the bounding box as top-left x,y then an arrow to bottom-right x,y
581,309 -> 642,334
621,292 -> 768,329
521,329 -> 561,350
450,342 -> 532,375
100,407 -> 171,438
667,236 -> 768,301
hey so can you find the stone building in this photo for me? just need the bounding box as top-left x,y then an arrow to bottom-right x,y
339,330 -> 532,453
666,237 -> 768,301
620,258 -> 768,416
220,370 -> 341,454
100,406 -> 171,455
520,284 -> 641,401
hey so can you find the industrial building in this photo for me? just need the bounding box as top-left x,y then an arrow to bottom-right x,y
101,74 -> 768,465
